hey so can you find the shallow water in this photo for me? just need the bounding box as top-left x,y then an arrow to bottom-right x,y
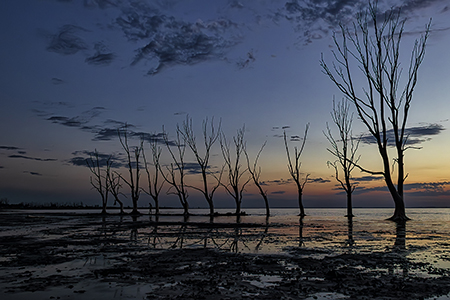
2,208 -> 450,299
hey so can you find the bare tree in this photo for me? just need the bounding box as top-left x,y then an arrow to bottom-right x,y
86,149 -> 110,214
118,125 -> 143,215
244,142 -> 270,217
324,99 -> 360,218
142,136 -> 164,215
320,2 -> 430,221
161,127 -> 189,216
284,124 -> 310,217
106,161 -> 125,215
179,116 -> 222,216
220,126 -> 251,215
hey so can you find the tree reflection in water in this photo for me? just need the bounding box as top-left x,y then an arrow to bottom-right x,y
298,216 -> 305,247
346,217 -> 354,247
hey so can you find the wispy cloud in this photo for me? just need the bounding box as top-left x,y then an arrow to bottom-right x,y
85,42 -> 115,65
0,146 -> 22,151
359,123 -> 445,146
308,177 -> 331,184
68,150 -> 125,168
8,154 -> 57,162
23,171 -> 43,176
47,24 -> 89,55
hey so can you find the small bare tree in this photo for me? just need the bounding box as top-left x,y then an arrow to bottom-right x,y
284,124 -> 310,217
107,161 -> 125,215
244,142 -> 270,217
118,125 -> 143,215
179,117 -> 222,216
320,2 -> 430,221
220,126 -> 251,215
161,128 -> 189,216
324,99 -> 360,218
86,149 -> 110,214
142,136 -> 164,215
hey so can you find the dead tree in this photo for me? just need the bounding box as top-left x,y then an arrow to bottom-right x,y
86,150 -> 110,214
324,99 -> 360,218
320,2 -> 430,221
161,128 -> 189,216
179,116 -> 222,216
220,126 -> 251,215
244,142 -> 270,217
118,125 -> 143,215
106,161 -> 125,215
142,136 -> 164,215
284,124 -> 310,217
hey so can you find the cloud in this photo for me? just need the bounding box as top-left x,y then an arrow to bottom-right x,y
0,146 -> 22,151
23,171 -> 43,176
51,78 -> 65,85
8,155 -> 57,162
260,178 -> 293,186
271,191 -> 286,195
85,42 -> 116,65
126,16 -> 241,75
277,0 -> 449,44
308,177 -> 331,183
47,25 -> 89,55
69,150 -> 125,168
353,175 -> 384,182
359,123 -> 445,146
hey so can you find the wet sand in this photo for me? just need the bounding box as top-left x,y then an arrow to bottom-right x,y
1,210 -> 450,299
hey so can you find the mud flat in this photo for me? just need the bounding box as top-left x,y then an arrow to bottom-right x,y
1,210 -> 450,299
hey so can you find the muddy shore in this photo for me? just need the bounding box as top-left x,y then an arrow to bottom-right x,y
1,211 -> 450,299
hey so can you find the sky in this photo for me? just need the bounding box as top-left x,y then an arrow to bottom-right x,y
1,0 -> 450,210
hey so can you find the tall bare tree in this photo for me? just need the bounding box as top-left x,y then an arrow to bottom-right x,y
118,125 -> 143,215
220,126 -> 251,215
161,128 -> 189,216
244,142 -> 270,217
86,149 -> 110,214
320,2 -> 430,221
142,136 -> 164,215
324,99 -> 360,218
284,124 -> 310,217
179,117 -> 222,216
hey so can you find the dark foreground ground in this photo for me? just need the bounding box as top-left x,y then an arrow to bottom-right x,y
1,211 -> 450,299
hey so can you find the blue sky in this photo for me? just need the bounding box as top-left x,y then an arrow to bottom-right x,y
1,0 -> 450,209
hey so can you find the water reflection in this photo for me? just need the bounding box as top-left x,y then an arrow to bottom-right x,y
93,212 -> 415,256
346,217 -> 354,247
298,216 -> 305,247
393,221 -> 406,251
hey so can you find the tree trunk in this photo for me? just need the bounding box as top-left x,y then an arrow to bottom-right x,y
208,198 -> 214,216
298,188 -> 305,217
235,198 -> 241,215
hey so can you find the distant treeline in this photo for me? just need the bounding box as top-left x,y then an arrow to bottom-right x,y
0,198 -> 86,209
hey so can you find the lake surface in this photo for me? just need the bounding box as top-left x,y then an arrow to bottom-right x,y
1,207 -> 450,299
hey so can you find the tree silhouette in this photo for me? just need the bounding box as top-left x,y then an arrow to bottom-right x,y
179,116 -> 222,217
117,125 -> 143,215
161,127 -> 189,216
85,149 -> 110,215
107,164 -> 125,215
324,99 -> 360,218
284,124 -> 310,217
320,2 -> 430,221
244,141 -> 270,217
142,136 -> 164,215
220,126 -> 251,215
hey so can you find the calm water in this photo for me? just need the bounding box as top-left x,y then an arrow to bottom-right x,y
6,207 -> 448,258
2,208 -> 450,300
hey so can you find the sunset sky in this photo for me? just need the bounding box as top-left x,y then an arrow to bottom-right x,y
1,0 -> 450,210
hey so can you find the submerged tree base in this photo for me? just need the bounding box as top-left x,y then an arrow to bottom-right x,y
387,214 -> 411,222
